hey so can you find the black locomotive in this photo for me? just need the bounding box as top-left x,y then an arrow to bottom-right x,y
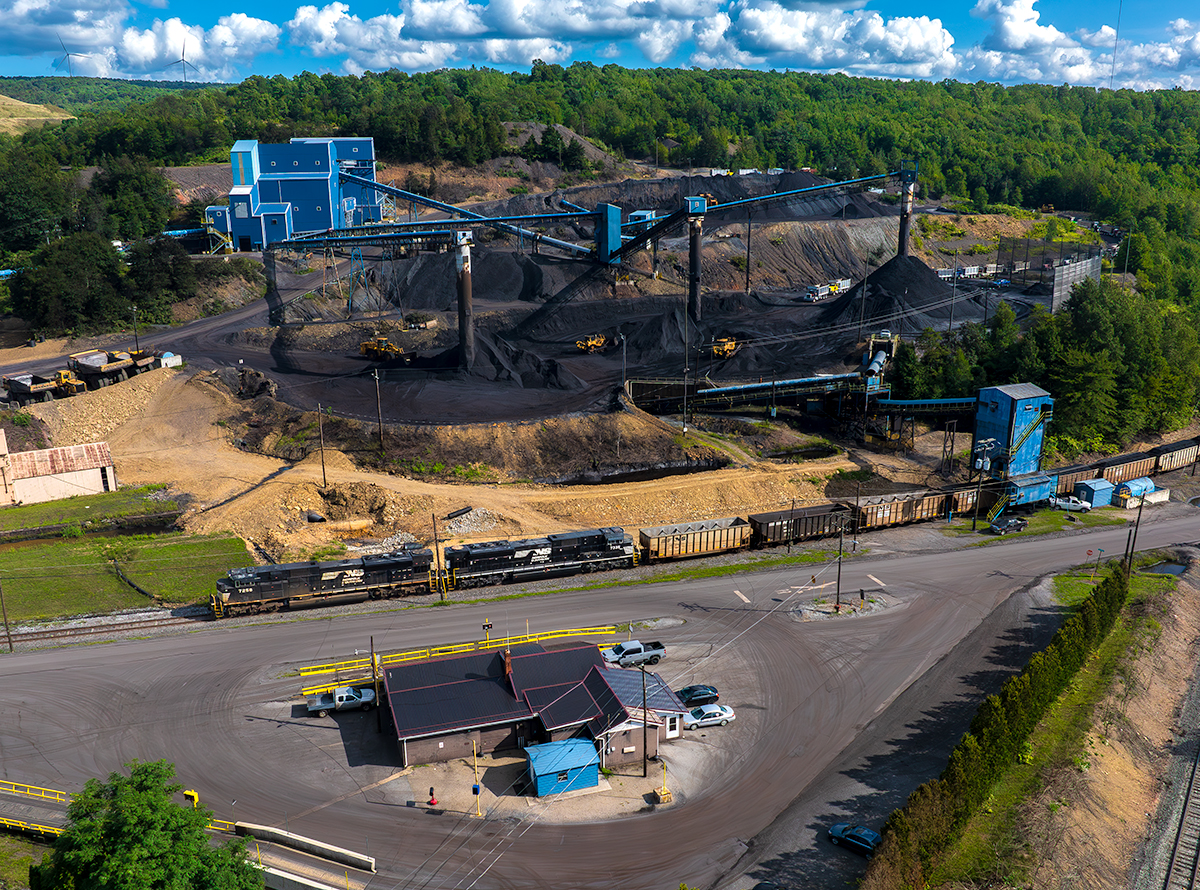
211,544 -> 433,617
444,527 -> 636,588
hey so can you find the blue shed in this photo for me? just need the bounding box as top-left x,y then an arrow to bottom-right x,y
974,384 -> 1054,479
1006,472 -> 1055,506
525,739 -> 600,797
1117,477 -> 1155,497
1075,478 -> 1115,507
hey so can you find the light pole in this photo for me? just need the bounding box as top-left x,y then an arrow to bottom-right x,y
971,438 -> 1000,530
617,333 -> 627,390
130,304 -> 139,353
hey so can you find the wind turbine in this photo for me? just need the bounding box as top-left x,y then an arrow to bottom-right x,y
163,40 -> 200,82
53,34 -> 81,77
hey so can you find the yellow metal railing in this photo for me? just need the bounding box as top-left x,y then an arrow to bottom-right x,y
0,780 -> 70,803
987,495 -> 1011,523
300,626 -> 619,695
0,816 -> 62,837
209,819 -> 236,833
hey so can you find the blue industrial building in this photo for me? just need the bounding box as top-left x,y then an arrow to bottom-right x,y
204,137 -> 382,252
974,383 -> 1054,479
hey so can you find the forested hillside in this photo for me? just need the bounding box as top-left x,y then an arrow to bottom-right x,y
2,65 -> 1200,445
4,65 -> 1198,303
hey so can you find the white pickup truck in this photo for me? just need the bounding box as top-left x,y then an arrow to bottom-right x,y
601,640 -> 666,667
305,686 -> 375,717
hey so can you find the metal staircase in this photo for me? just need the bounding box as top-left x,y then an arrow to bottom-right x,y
987,494 -> 1010,523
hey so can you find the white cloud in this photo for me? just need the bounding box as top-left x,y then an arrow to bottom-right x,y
718,1 -> 956,77
480,37 -> 571,64
287,2 -> 457,72
635,18 -> 692,63
971,0 -> 1071,53
402,0 -> 487,38
112,15 -> 280,80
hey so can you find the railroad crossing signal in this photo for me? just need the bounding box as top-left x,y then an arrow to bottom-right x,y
483,620 -> 492,642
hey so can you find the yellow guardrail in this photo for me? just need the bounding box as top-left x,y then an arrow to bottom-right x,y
209,819 -> 236,833
0,816 -> 63,837
0,780 -> 70,803
300,626 -> 619,695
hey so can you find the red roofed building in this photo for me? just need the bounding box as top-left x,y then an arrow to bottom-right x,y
0,430 -> 117,507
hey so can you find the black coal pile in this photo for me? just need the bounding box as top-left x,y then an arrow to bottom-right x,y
471,330 -> 586,390
819,255 -> 968,331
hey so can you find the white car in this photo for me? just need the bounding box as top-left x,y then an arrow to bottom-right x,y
683,704 -> 736,730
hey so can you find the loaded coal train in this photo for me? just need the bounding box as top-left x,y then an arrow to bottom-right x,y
210,436 -> 1200,618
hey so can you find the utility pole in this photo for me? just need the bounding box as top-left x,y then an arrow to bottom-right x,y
641,665 -> 649,778
1129,497 -> 1145,573
371,636 -> 381,732
317,403 -> 327,489
788,496 -> 795,554
131,304 -> 139,352
0,576 -> 13,653
835,519 -> 844,608
431,512 -> 442,600
374,369 -> 384,452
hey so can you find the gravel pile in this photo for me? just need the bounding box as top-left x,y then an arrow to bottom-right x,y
445,508 -> 500,537
28,368 -> 178,446
347,530 -> 419,555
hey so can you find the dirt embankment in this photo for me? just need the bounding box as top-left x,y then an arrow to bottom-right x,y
1021,570 -> 1200,889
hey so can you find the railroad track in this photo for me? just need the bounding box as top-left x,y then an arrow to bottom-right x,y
1164,732 -> 1200,889
8,615 -> 209,645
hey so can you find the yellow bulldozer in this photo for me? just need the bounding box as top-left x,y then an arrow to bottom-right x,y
360,336 -> 407,362
575,334 -> 608,353
712,337 -> 738,359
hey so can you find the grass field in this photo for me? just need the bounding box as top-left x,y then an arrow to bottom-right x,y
0,834 -> 43,889
0,533 -> 253,620
942,506 -> 1130,541
0,485 -> 178,533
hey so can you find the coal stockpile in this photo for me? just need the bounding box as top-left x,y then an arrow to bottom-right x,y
818,255 -> 977,332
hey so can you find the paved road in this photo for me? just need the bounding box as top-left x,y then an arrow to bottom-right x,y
0,515 -> 1193,890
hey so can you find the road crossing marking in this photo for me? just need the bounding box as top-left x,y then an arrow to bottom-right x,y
867,574 -> 886,587
733,589 -> 750,603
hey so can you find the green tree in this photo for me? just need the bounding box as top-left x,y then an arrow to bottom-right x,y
10,232 -> 125,331
30,760 -> 262,890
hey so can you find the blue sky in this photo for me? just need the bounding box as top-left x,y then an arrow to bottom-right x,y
2,0 -> 1199,89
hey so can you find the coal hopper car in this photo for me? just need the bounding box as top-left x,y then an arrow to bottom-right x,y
211,545 -> 433,617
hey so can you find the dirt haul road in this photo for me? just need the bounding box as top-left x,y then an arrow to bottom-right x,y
20,366 -> 858,556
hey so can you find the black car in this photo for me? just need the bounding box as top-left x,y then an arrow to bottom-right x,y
988,516 -> 1028,535
676,684 -> 719,706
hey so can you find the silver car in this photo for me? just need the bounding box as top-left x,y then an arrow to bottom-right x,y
683,704 -> 736,729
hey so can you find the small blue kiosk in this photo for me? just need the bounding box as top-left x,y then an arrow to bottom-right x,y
525,739 -> 600,797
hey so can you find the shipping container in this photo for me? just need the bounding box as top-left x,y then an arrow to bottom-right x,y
639,517 -> 750,561
748,504 -> 849,547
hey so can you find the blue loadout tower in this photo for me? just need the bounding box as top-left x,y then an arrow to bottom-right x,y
973,383 -> 1055,513
204,137 -> 382,252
